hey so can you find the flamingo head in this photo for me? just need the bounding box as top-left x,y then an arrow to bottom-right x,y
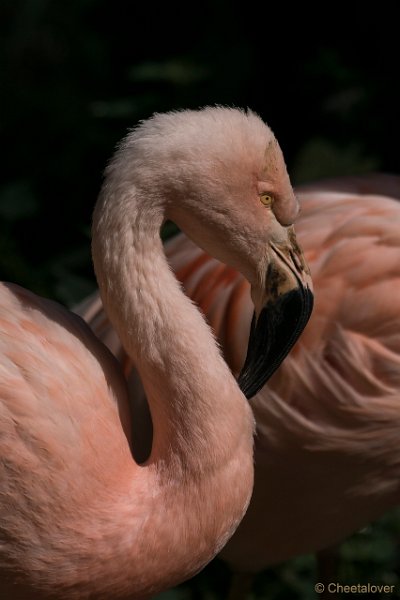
108,107 -> 313,399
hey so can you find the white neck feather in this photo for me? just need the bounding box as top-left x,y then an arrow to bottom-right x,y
92,180 -> 253,473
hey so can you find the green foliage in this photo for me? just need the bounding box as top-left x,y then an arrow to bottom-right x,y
291,139 -> 379,184
0,182 -> 38,221
1,2 -> 399,304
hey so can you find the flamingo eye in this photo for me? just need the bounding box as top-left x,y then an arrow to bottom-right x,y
260,193 -> 273,207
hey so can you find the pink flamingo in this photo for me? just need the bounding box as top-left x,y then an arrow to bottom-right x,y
78,173 -> 400,597
0,107 -> 312,599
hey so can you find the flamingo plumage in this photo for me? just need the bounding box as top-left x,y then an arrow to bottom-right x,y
78,173 -> 400,595
0,107 -> 312,599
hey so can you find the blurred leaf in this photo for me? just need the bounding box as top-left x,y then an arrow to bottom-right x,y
128,60 -> 208,85
291,138 -> 380,184
53,267 -> 95,307
341,535 -> 395,563
323,87 -> 365,117
0,181 -> 38,221
304,48 -> 357,84
45,245 -> 94,306
47,245 -> 91,270
153,588 -> 190,599
90,98 -> 140,119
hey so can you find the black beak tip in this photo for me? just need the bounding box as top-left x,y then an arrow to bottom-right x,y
238,286 -> 314,400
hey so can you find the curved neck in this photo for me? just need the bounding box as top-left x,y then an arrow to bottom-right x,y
92,180 -> 251,474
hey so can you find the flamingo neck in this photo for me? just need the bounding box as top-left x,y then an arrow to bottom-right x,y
92,182 -> 254,475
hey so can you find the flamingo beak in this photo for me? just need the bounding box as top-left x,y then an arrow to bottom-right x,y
238,226 -> 313,399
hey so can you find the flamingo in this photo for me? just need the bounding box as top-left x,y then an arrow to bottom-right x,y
77,173 -> 400,597
0,107 -> 313,599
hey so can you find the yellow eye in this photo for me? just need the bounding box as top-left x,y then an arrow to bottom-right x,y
260,193 -> 273,207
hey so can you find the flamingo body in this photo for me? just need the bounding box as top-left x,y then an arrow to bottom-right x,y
0,283 -> 137,598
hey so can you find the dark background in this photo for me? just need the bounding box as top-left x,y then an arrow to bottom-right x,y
1,2 -> 400,598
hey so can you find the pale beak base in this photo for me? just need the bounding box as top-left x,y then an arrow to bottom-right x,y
238,228 -> 313,400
